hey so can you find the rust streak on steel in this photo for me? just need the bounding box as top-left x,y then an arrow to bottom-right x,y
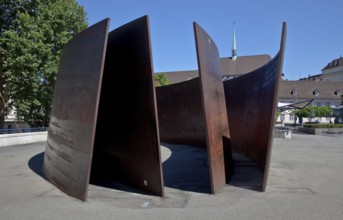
91,16 -> 164,197
223,22 -> 286,191
194,22 -> 231,193
43,19 -> 110,201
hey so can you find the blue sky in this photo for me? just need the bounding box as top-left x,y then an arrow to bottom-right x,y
76,0 -> 343,80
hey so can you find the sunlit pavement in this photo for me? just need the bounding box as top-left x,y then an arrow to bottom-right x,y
0,133 -> 342,220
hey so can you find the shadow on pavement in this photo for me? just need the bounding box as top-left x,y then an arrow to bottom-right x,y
28,144 -> 263,196
89,172 -> 155,196
28,151 -> 154,196
162,143 -> 263,193
228,153 -> 263,191
162,143 -> 212,194
28,151 -> 47,180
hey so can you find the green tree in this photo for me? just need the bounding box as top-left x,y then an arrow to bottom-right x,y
0,0 -> 36,128
154,73 -> 171,87
293,106 -> 332,124
1,0 -> 87,127
293,106 -> 312,118
275,111 -> 280,122
314,106 -> 332,117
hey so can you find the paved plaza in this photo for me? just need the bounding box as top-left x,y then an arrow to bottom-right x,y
0,133 -> 342,219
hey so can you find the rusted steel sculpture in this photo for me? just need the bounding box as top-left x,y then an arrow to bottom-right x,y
92,16 -> 164,197
43,18 -> 110,201
156,23 -> 231,193
43,16 -> 164,201
43,12 -> 285,200
223,22 -> 286,191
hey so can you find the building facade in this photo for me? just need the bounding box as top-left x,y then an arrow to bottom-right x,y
322,57 -> 343,81
158,55 -> 343,125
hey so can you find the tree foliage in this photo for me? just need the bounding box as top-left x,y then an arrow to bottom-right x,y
0,0 -> 88,127
293,106 -> 332,118
154,73 -> 171,87
0,0 -> 35,127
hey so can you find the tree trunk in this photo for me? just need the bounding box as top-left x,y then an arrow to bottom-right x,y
0,113 -> 4,129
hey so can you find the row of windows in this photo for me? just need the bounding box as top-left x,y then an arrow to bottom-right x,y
290,89 -> 341,96
313,102 -> 340,107
285,101 -> 340,107
280,114 -> 296,121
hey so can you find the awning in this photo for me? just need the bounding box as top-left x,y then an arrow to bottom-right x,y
277,99 -> 314,112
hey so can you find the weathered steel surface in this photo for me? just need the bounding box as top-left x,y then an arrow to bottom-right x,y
156,23 -> 230,194
262,22 -> 287,191
223,22 -> 286,191
91,16 -> 164,197
43,19 -> 110,201
193,22 -> 231,193
156,78 -> 207,147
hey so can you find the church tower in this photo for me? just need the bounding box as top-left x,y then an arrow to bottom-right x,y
232,22 -> 237,61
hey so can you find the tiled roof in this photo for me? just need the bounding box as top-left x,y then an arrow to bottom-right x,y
322,57 -> 343,71
163,70 -> 199,84
162,71 -> 343,100
279,80 -> 343,99
160,54 -> 271,84
220,54 -> 271,76
299,73 -> 322,81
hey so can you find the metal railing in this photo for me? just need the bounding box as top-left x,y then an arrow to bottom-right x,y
0,127 -> 48,135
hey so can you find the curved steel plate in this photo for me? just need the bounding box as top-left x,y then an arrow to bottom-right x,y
92,16 -> 164,197
194,22 -> 230,193
156,23 -> 230,194
224,23 -> 286,191
156,78 -> 207,147
43,19 -> 110,201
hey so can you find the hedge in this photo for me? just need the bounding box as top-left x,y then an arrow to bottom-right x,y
303,124 -> 343,128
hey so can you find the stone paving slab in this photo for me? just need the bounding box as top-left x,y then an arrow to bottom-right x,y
0,134 -> 342,219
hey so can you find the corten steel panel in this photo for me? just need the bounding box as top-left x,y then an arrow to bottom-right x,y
262,22 -> 286,191
194,22 -> 231,193
91,16 -> 164,197
156,23 -> 231,194
43,19 -> 110,201
223,22 -> 286,192
156,78 -> 207,147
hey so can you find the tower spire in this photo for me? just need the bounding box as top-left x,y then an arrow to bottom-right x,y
232,22 -> 237,61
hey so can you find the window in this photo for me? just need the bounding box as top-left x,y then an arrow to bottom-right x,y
313,89 -> 319,96
316,102 -> 321,106
325,102 -> 330,107
280,114 -> 285,121
289,114 -> 295,121
291,89 -> 297,96
335,89 -> 341,96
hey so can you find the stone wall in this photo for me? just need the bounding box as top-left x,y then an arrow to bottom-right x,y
0,131 -> 47,147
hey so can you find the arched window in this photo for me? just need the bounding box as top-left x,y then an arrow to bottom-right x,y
291,89 -> 297,96
313,89 -> 319,96
334,89 -> 341,96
